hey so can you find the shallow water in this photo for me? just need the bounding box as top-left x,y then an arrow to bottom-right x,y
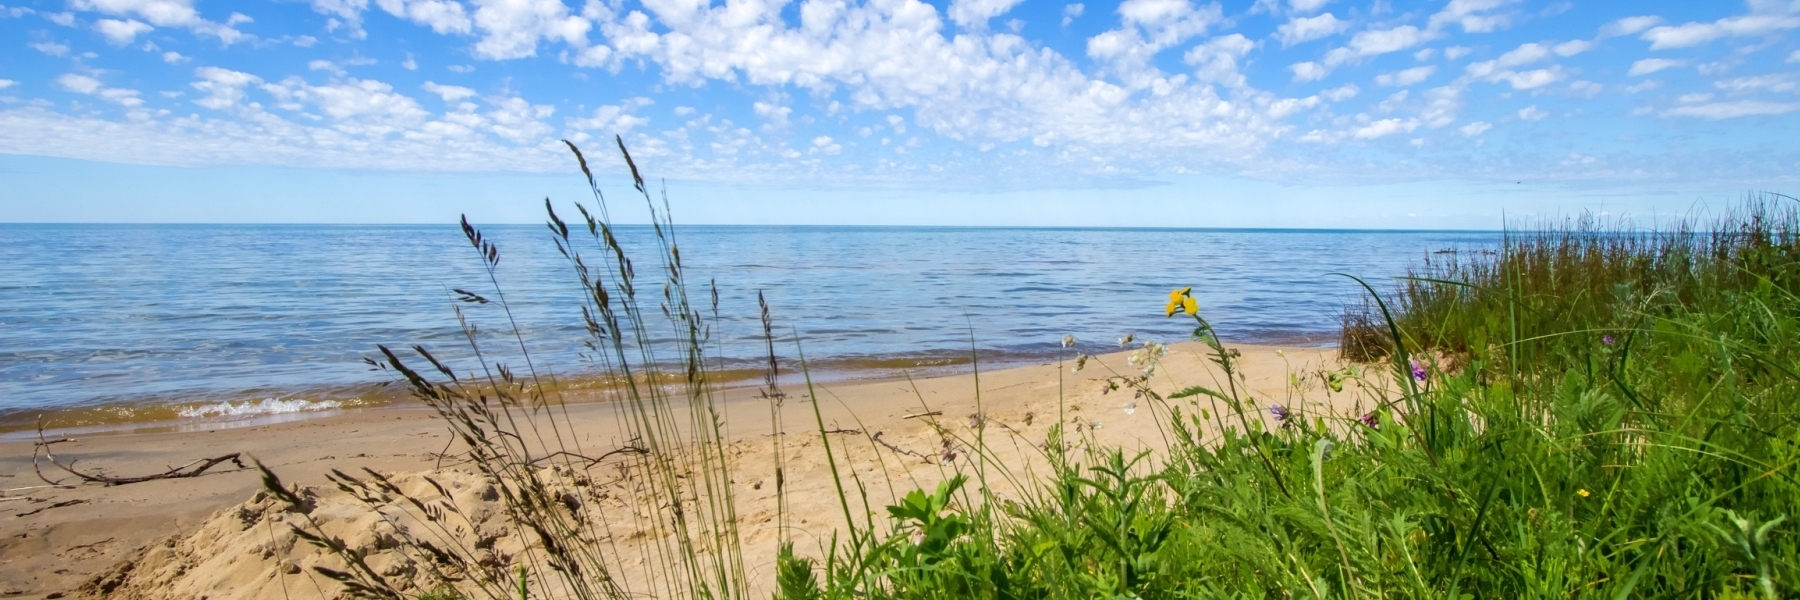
0,224 -> 1499,431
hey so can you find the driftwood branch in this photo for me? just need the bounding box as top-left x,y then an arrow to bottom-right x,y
33,423 -> 246,487
526,444 -> 649,468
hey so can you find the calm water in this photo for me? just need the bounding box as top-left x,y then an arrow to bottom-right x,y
0,224 -> 1499,430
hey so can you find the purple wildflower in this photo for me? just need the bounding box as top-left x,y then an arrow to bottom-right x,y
1411,361 -> 1427,382
1603,334 -> 1615,346
1359,412 -> 1380,428
1269,404 -> 1290,423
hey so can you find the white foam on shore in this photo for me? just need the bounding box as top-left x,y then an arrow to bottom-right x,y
177,397 -> 344,419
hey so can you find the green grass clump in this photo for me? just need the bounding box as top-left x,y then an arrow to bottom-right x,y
789,204 -> 1800,598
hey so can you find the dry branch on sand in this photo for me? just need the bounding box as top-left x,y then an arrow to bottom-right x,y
33,424 -> 245,487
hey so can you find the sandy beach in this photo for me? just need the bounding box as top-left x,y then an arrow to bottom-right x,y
0,342 -> 1372,599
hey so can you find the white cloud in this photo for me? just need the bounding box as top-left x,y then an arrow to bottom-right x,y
190,66 -> 262,110
1353,117 -> 1417,139
1642,13 -> 1800,50
1628,58 -> 1684,76
1183,33 -> 1254,87
1426,0 -> 1519,34
810,135 -> 842,154
94,18 -> 153,44
378,0 -> 473,34
58,74 -> 103,95
1663,100 -> 1800,119
1599,15 -> 1661,38
162,51 -> 188,64
1458,120 -> 1491,136
0,80 -> 15,90
1320,83 -> 1358,101
471,0 -> 591,60
1290,61 -> 1328,82
403,54 -> 419,70
69,0 -> 250,44
568,98 -> 652,134
447,64 -> 475,74
57,73 -> 144,106
1715,73 -> 1799,93
422,81 -> 479,101
1276,12 -> 1346,46
1374,65 -> 1434,87
1517,105 -> 1547,120
31,40 -> 70,55
1088,0 -> 1225,86
949,0 -> 1026,28
1552,39 -> 1593,57
1289,0 -> 1329,13
1790,49 -> 1800,63
260,77 -> 434,137
1443,45 -> 1471,60
1465,42 -> 1565,89
309,60 -> 347,76
1062,3 -> 1083,26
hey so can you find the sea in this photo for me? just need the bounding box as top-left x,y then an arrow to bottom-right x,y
0,224 -> 1501,434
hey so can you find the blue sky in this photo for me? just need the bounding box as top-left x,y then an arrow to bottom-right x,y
2,0 -> 1798,227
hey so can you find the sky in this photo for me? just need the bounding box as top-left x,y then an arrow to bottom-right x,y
2,0 -> 1799,227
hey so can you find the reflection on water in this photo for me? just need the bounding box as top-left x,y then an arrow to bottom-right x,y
0,224 -> 1499,431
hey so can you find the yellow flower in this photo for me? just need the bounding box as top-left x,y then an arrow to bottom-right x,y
1576,489 -> 1590,498
1165,286 -> 1198,317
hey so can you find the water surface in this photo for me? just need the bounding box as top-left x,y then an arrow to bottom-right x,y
0,224 -> 1499,431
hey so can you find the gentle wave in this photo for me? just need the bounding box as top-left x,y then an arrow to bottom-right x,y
176,397 -> 345,419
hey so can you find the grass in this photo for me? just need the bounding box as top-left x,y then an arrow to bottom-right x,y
258,144 -> 1799,598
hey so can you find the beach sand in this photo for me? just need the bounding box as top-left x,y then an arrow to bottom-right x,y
0,343 -> 1380,599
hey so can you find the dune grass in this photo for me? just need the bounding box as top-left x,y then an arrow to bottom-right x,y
259,143 -> 1799,599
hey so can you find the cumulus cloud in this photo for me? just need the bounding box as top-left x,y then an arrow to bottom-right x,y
1088,0 -> 1225,86
1289,0 -> 1329,14
948,0 -> 1026,28
1465,42 -> 1565,89
1715,73 -> 1799,93
1517,105 -> 1547,120
1458,120 -> 1492,136
1183,33 -> 1254,87
94,18 -> 153,44
1375,65 -> 1435,87
1275,12 -> 1346,47
1628,58 -> 1684,76
1062,3 -> 1083,26
57,73 -> 144,106
1641,7 -> 1800,50
422,81 -> 479,102
471,0 -> 591,60
1353,117 -> 1418,139
69,0 -> 251,44
1599,15 -> 1662,38
1663,100 -> 1800,119
190,66 -> 262,110
568,98 -> 653,134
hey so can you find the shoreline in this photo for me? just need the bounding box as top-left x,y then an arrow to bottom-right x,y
0,342 -> 1365,598
2,336 -> 1344,439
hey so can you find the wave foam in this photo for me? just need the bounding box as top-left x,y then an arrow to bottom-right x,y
177,397 -> 344,419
